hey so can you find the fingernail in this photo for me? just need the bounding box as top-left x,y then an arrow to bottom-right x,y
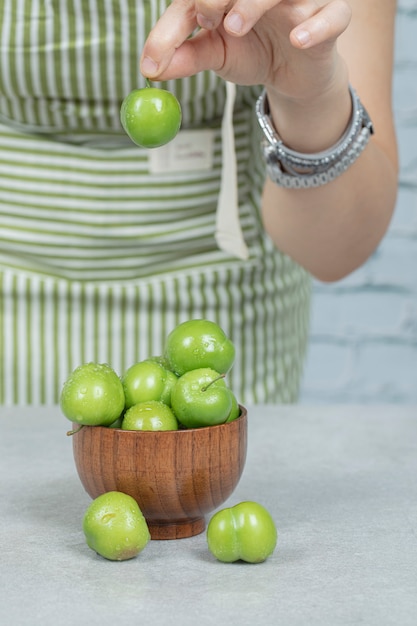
225,12 -> 243,35
197,13 -> 215,30
294,29 -> 311,47
141,56 -> 158,76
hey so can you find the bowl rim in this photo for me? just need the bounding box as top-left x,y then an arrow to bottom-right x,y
73,404 -> 247,435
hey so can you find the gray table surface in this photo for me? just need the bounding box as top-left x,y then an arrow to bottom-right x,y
1,405 -> 416,626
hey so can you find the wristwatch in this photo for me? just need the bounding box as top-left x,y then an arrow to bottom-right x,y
255,85 -> 374,189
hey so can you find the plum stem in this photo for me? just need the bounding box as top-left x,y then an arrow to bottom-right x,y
201,373 -> 226,392
66,424 -> 85,436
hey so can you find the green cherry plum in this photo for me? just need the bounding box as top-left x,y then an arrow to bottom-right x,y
165,319 -> 235,377
207,501 -> 278,563
60,362 -> 125,427
108,416 -> 123,429
121,360 -> 176,409
225,391 -> 241,423
171,367 -> 232,428
122,400 -> 179,431
159,368 -> 178,406
120,86 -> 182,149
82,491 -> 150,561
147,355 -> 172,370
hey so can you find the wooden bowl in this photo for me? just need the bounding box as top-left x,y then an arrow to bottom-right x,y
72,407 -> 247,540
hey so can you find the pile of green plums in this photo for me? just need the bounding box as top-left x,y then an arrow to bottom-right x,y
60,319 -> 239,432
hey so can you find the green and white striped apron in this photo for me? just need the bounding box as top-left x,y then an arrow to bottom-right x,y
0,0 -> 311,405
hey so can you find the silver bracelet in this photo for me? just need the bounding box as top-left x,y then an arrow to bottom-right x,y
255,85 -> 374,189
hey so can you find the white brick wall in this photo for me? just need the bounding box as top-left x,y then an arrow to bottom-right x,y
300,1 -> 417,403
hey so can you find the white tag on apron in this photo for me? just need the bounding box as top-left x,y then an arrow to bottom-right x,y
148,129 -> 215,174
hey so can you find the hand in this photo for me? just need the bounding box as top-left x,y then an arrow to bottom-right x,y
140,0 -> 352,102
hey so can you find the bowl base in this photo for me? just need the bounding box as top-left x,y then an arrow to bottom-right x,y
148,517 -> 205,540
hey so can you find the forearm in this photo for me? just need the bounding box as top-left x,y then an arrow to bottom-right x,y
261,76 -> 399,282
262,141 -> 398,282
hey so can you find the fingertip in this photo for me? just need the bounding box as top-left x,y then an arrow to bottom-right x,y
140,56 -> 159,78
224,12 -> 244,36
291,28 -> 312,48
196,13 -> 216,30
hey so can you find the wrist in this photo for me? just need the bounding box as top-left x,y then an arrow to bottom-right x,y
256,84 -> 374,189
265,69 -> 351,153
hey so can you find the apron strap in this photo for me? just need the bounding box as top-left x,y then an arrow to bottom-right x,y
215,81 -> 249,260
